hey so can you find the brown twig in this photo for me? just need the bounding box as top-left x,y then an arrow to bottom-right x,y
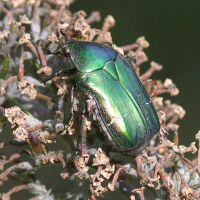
135,155 -> 146,179
86,11 -> 101,24
132,187 -> 146,200
19,24 -> 26,39
48,5 -> 65,29
145,143 -> 168,152
140,66 -> 158,81
101,15 -> 115,35
0,76 -> 18,95
120,43 -> 138,51
37,40 -> 47,67
0,7 -> 13,21
4,153 -> 21,165
111,167 -> 124,186
26,124 -> 44,132
19,52 -> 27,81
181,155 -> 200,175
26,41 -> 39,58
7,176 -> 29,184
0,142 -> 11,148
36,92 -> 52,103
89,182 -> 97,200
0,165 -> 18,180
5,184 -> 29,196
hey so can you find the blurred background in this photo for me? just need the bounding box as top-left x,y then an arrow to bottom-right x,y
71,0 -> 200,154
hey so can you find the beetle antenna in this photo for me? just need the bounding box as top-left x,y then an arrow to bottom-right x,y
60,29 -> 70,40
44,48 -> 62,55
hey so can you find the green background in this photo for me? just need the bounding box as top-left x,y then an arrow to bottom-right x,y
71,0 -> 200,150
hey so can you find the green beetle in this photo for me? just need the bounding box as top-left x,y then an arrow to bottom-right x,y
43,31 -> 160,156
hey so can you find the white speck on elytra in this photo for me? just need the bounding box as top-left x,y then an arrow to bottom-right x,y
107,117 -> 117,126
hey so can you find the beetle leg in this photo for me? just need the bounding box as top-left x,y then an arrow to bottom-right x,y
77,103 -> 88,155
42,68 -> 76,84
54,85 -> 75,136
65,85 -> 75,130
86,93 -> 95,114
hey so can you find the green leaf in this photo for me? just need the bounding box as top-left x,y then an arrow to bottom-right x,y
0,54 -> 9,79
29,60 -> 40,69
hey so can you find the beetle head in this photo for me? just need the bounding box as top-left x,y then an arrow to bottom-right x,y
44,40 -> 77,57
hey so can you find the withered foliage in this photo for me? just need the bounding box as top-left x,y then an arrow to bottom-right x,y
0,1 -> 200,200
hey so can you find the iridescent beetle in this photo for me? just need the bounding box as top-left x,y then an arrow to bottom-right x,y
43,30 -> 160,156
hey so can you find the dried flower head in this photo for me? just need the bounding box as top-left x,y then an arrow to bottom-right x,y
104,15 -> 115,29
164,79 -> 179,96
61,10 -> 72,23
19,15 -> 32,24
7,0 -> 25,7
136,36 -> 149,48
38,131 -> 53,144
13,126 -> 28,140
136,51 -> 148,62
57,85 -> 68,95
101,164 -> 115,179
18,80 -> 37,99
57,0 -> 75,6
37,66 -> 53,76
0,30 -> 10,40
19,33 -> 31,45
112,44 -> 124,55
170,104 -> 186,119
5,20 -> 21,28
5,106 -> 26,127
93,148 -> 109,166
58,23 -> 70,30
47,32 -> 59,43
150,61 -> 163,71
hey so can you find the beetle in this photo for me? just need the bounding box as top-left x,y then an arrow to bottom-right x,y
43,30 -> 160,157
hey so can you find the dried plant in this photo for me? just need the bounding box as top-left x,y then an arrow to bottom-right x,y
0,1 -> 200,200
